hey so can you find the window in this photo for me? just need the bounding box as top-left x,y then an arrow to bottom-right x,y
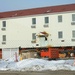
32,18 -> 36,24
45,17 -> 49,24
1,21 -> 6,31
2,35 -> 6,41
32,33 -> 36,40
31,33 -> 36,43
58,15 -> 62,22
2,21 -> 6,27
72,30 -> 75,38
58,31 -> 63,38
72,14 -> 75,21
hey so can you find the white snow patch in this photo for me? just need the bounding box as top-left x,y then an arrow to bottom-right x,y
0,58 -> 75,71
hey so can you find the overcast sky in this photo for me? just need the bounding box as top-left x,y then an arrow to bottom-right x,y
0,0 -> 75,12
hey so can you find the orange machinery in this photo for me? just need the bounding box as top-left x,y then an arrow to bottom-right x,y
41,47 -> 59,59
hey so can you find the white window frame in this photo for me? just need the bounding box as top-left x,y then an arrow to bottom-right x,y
45,17 -> 49,24
2,35 -> 6,41
58,15 -> 62,22
72,30 -> 75,38
32,33 -> 36,40
58,31 -> 63,39
72,14 -> 75,21
2,21 -> 6,27
32,18 -> 36,25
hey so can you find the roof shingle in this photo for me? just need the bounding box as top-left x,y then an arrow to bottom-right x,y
0,3 -> 75,19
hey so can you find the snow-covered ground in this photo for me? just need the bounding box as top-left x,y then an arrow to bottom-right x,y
0,58 -> 75,71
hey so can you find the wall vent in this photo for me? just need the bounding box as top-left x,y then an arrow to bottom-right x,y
31,25 -> 36,28
71,22 -> 75,25
2,42 -> 6,44
44,24 -> 49,27
71,39 -> 75,41
1,28 -> 6,31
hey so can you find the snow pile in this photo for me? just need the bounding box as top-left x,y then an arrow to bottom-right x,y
0,58 -> 75,71
16,58 -> 47,71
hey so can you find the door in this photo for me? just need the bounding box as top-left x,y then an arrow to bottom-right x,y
11,48 -> 19,58
2,48 -> 19,59
2,48 -> 10,59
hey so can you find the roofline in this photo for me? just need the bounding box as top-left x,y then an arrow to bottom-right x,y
0,3 -> 75,19
0,3 -> 75,13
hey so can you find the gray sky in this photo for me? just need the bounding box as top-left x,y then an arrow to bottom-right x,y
0,0 -> 75,12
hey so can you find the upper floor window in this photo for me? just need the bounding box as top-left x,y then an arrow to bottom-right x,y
58,15 -> 62,22
45,17 -> 49,24
2,21 -> 6,27
72,30 -> 75,38
72,14 -> 75,21
32,18 -> 36,24
58,31 -> 63,38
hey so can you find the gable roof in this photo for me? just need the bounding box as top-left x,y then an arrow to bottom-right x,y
0,3 -> 75,19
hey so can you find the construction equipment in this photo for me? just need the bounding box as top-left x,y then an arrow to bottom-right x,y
41,47 -> 59,59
